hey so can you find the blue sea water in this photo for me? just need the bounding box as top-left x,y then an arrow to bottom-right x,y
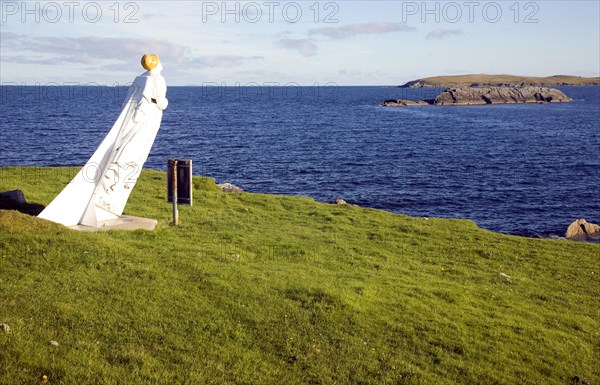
1,85 -> 599,238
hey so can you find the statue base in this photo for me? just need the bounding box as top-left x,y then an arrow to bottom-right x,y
69,215 -> 158,232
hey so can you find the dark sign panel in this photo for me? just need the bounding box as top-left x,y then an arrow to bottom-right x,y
167,159 -> 193,206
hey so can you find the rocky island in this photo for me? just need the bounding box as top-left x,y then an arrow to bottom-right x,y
380,86 -> 572,107
400,74 -> 600,88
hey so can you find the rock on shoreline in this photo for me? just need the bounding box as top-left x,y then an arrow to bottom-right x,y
379,99 -> 433,107
565,218 -> 600,241
379,86 -> 572,107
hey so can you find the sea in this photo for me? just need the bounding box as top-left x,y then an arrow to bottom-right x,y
1,85 -> 599,239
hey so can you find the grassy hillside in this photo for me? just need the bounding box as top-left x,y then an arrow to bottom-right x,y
1,167 -> 599,385
401,74 -> 600,87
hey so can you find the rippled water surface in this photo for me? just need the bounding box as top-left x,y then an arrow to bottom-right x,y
1,85 -> 599,237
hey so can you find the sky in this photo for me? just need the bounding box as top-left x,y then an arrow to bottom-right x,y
1,0 -> 599,85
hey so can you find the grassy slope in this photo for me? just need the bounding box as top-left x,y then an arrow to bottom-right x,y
402,74 -> 600,87
0,167 -> 598,385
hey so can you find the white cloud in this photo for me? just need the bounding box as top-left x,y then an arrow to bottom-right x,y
277,38 -> 317,57
2,33 -> 188,65
276,21 -> 413,58
191,55 -> 264,68
425,29 -> 464,40
309,22 -> 414,39
1,33 -> 261,69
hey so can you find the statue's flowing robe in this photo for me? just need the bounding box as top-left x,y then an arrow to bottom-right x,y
38,68 -> 168,227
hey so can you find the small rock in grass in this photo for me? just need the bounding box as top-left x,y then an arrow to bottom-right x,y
50,340 -> 59,347
498,273 -> 511,279
331,199 -> 347,205
217,183 -> 243,193
570,375 -> 590,385
0,190 -> 26,204
0,323 -> 11,333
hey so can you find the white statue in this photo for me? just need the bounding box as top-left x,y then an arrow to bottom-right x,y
38,54 -> 168,228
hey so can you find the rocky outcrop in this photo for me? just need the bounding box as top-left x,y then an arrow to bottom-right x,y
565,218 -> 600,241
379,99 -> 432,107
379,86 -> 572,107
434,86 -> 572,105
399,80 -> 440,88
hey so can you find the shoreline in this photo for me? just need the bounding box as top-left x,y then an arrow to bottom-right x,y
1,166 -> 598,244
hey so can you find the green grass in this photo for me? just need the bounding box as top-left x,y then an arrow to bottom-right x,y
401,74 -> 600,87
1,166 -> 599,385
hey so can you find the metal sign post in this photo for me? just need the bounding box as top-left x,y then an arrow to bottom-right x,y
172,160 -> 179,225
167,159 -> 192,226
